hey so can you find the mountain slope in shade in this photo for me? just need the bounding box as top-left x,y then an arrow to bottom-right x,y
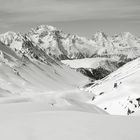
84,58 -> 140,115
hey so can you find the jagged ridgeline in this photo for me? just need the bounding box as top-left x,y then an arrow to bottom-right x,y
0,25 -> 140,80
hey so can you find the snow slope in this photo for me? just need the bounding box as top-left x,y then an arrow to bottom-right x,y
0,110 -> 139,140
0,38 -> 92,105
84,58 -> 140,115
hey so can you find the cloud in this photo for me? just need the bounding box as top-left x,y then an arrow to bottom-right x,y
0,0 -> 139,21
0,0 -> 139,33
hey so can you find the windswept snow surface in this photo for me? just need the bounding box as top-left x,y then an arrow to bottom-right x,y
0,111 -> 140,140
85,58 -> 140,115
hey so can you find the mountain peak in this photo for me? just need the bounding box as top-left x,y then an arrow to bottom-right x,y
0,31 -> 17,39
31,25 -> 57,33
92,31 -> 108,41
0,31 -> 17,46
121,32 -> 133,38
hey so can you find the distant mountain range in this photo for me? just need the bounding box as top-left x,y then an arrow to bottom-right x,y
1,25 -> 140,60
0,25 -> 140,80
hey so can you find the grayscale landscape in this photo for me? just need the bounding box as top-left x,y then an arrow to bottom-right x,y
0,0 -> 140,140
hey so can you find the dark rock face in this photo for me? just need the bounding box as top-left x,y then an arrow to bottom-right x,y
77,68 -> 110,80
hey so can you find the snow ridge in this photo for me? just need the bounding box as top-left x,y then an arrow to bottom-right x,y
1,25 -> 140,61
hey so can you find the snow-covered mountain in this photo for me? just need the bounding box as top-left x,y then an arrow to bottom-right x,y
0,25 -> 95,60
1,25 -> 140,80
0,36 -> 89,101
1,25 -> 140,61
1,25 -> 140,115
83,58 -> 140,115
0,35 -> 107,116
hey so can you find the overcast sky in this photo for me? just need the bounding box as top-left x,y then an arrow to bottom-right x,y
0,0 -> 140,37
